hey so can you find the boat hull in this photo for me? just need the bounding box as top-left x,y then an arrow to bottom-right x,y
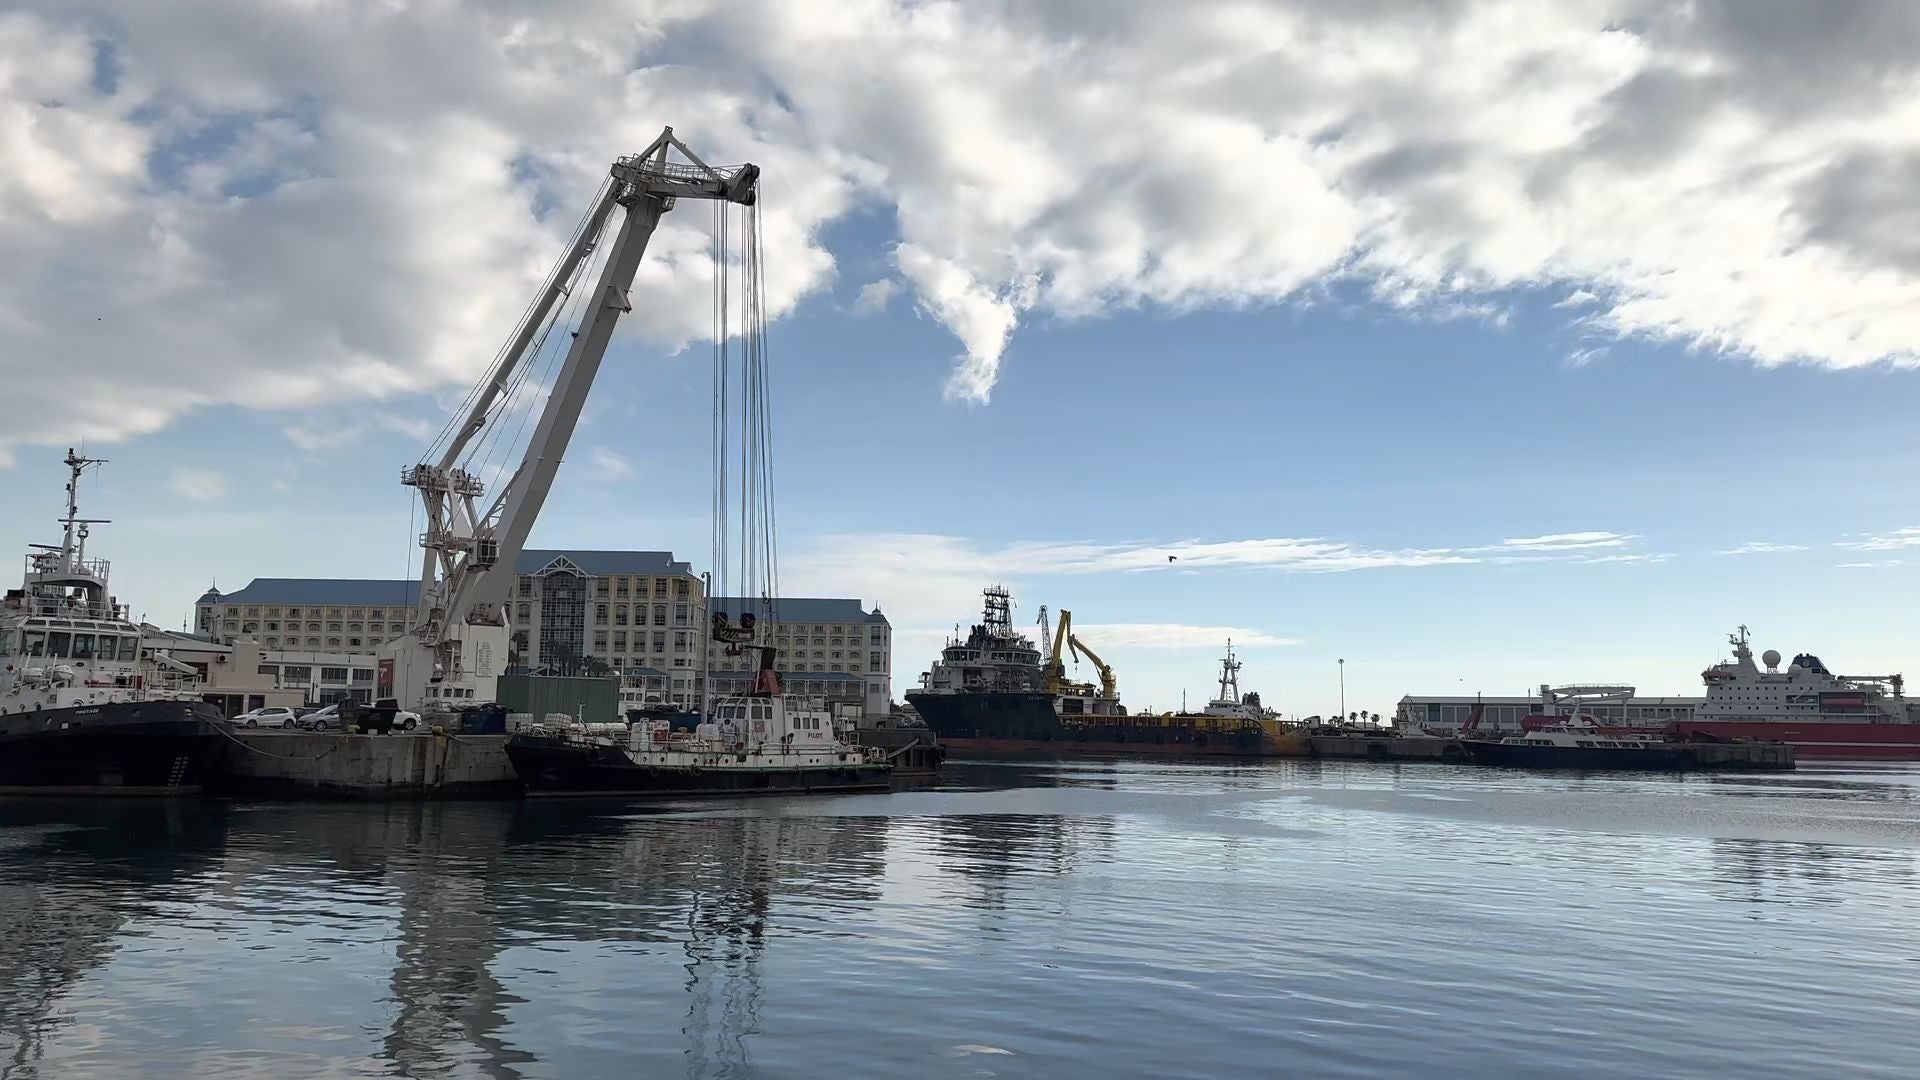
1670,721 -> 1920,761
505,734 -> 894,798
909,691 -> 1305,759
0,699 -> 227,795
1464,738 -> 1794,771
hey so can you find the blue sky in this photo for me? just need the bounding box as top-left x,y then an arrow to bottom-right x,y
5,1 -> 1920,716
12,271 -> 1920,717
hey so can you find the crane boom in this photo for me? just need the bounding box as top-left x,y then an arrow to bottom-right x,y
383,127 -> 759,711
1068,631 -> 1117,700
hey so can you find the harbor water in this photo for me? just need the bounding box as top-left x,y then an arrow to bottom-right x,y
4,760 -> 1920,1078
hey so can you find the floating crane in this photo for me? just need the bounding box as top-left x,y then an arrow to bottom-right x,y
381,128 -> 760,710
1042,609 -> 1118,700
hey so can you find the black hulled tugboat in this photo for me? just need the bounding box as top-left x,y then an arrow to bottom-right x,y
0,451 -> 225,795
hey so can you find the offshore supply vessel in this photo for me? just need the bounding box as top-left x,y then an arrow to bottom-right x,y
907,587 -> 1303,757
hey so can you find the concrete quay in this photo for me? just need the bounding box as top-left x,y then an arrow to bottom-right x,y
1307,733 -> 1467,762
210,730 -> 519,800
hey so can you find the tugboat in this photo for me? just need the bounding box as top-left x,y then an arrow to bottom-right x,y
506,652 -> 891,797
0,451 -> 226,795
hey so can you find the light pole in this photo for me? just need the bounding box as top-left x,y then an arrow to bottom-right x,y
1338,657 -> 1346,720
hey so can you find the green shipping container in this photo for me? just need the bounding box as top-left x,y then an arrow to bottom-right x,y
495,675 -> 621,724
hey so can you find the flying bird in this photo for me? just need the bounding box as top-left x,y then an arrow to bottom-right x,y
1168,555 -> 1178,562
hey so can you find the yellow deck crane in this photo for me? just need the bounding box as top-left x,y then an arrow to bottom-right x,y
1042,609 -> 1118,700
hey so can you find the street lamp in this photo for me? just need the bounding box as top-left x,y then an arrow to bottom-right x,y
1338,657 -> 1345,720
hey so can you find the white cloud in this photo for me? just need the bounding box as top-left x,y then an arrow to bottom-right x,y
169,466 -> 229,502
1837,560 -> 1901,569
1071,624 -> 1297,649
851,278 -> 899,315
1498,531 -> 1634,552
1565,345 -> 1610,367
1716,540 -> 1809,556
586,446 -> 633,481
6,1 -> 1920,452
1554,289 -> 1601,308
1839,527 -> 1920,552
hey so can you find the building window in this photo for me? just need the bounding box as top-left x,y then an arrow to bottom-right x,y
307,621 -> 321,631
616,605 -> 628,625
348,608 -> 362,618
327,637 -> 342,648
596,579 -> 610,597
265,637 -> 280,648
257,665 -> 277,677
284,665 -> 312,681
594,633 -> 609,651
352,668 -> 374,682
327,621 -> 342,632
348,638 -> 362,648
306,637 -> 320,647
614,632 -> 627,651
327,608 -> 342,618
653,605 -> 666,626
674,632 -> 689,653
596,604 -> 609,624
320,666 -> 349,682
870,628 -> 885,644
674,603 -> 689,625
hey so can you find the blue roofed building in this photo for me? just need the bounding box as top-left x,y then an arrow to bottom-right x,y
193,550 -> 890,713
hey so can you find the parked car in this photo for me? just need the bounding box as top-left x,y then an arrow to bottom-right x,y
301,703 -> 343,731
234,706 -> 300,729
371,698 -> 422,733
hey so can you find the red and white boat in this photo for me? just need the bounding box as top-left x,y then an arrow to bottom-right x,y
1668,626 -> 1920,761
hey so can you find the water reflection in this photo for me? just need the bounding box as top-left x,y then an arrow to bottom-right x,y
4,763 -> 1920,1079
0,801 -> 227,1079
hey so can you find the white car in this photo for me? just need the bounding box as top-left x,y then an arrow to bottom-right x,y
302,704 -> 343,731
234,706 -> 300,729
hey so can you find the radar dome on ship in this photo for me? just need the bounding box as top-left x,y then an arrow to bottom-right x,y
1762,649 -> 1781,669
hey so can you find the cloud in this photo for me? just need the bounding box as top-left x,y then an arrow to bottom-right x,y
586,446 -> 634,480
1716,540 -> 1809,556
7,0 -> 1920,452
1565,345 -> 1610,367
1554,289 -> 1601,308
1071,624 -> 1297,649
1837,527 -> 1920,551
1837,560 -> 1901,569
1498,531 -> 1634,552
169,466 -> 229,502
851,278 -> 900,315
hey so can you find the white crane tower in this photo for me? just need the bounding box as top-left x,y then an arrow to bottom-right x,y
381,127 -> 760,712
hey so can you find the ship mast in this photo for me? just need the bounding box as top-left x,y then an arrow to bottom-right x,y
1216,639 -> 1241,704
57,448 -> 109,575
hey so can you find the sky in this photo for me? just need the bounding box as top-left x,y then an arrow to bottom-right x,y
5,0 -> 1920,718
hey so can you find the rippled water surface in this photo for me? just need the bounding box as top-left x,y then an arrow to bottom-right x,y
5,759 -> 1920,1078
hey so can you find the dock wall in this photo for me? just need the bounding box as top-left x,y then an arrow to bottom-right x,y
1308,734 -> 1467,762
211,732 -> 519,799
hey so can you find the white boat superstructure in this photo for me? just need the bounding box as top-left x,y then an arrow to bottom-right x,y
1697,625 -> 1907,724
1198,639 -> 1272,722
1,451 -> 167,717
531,693 -> 884,769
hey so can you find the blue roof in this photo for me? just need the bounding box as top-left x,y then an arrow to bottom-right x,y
202,550 -> 696,608
709,597 -> 887,625
206,578 -> 422,606
518,550 -> 692,576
